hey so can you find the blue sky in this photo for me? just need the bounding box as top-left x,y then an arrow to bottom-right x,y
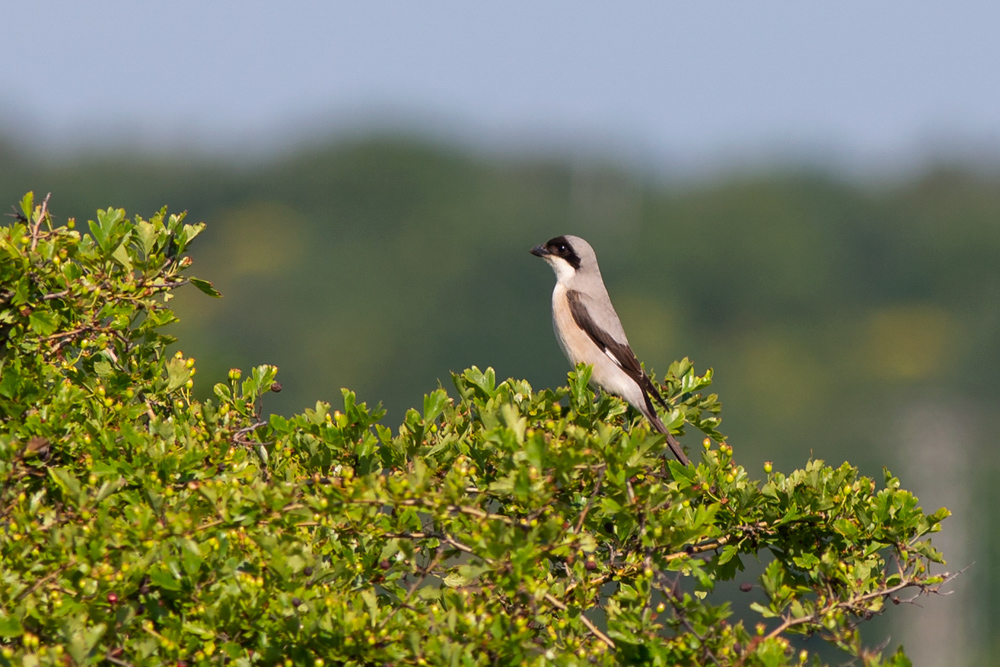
3,1 -> 999,174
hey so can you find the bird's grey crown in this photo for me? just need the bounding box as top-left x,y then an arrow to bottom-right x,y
538,235 -> 603,275
540,235 -> 583,270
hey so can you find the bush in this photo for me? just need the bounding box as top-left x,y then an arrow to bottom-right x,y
0,194 -> 952,666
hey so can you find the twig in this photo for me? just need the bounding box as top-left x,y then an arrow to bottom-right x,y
663,535 -> 731,560
378,524 -> 621,649
383,531 -> 477,559
542,593 -> 616,650
42,325 -> 96,341
231,421 -> 267,442
378,547 -> 444,630
104,654 -> 136,667
575,467 -> 606,533
440,535 -> 477,556
350,497 -> 515,526
763,569 -> 959,642
658,521 -> 775,562
15,560 -> 75,602
678,615 -> 722,667
29,193 -> 51,253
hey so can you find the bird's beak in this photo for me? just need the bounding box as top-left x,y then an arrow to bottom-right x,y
530,245 -> 549,258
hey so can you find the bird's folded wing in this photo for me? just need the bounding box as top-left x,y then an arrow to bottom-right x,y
566,290 -> 644,380
566,289 -> 671,410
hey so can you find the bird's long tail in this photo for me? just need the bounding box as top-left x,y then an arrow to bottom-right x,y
640,378 -> 691,465
645,408 -> 690,466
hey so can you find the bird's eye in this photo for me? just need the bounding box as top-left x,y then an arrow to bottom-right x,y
555,243 -> 567,253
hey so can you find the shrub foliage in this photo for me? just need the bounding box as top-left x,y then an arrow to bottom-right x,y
0,194 -> 952,666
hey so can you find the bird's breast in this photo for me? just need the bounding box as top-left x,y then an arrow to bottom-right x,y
552,285 -> 588,364
552,286 -> 610,372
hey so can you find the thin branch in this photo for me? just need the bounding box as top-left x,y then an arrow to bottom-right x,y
663,535 -> 731,561
382,527 -> 616,649
104,654 -> 136,667
29,193 -> 51,253
575,467 -> 606,533
440,535 -> 477,556
763,568 -> 959,642
15,560 -> 75,602
231,421 -> 267,441
542,593 -> 616,650
42,325 -> 97,341
383,531 -> 479,560
678,615 -> 723,667
658,521 -> 774,561
350,497 -> 515,526
378,547 -> 444,630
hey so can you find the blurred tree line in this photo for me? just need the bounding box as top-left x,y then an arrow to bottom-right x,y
2,134 -> 998,661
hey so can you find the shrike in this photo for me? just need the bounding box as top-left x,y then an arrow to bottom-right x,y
531,235 -> 690,465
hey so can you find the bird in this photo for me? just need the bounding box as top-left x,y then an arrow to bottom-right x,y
531,235 -> 690,465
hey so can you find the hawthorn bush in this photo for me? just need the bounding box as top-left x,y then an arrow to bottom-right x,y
0,194 -> 951,666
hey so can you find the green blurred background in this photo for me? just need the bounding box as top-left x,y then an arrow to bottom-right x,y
4,2 -> 1000,663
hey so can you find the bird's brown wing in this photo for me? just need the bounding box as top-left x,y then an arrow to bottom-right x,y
566,290 -> 689,464
565,289 -> 670,408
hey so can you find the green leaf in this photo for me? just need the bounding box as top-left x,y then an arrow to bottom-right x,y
717,544 -> 739,565
179,222 -> 206,250
28,310 -> 60,336
568,364 -> 594,408
442,572 -> 468,587
165,357 -> 192,392
423,388 -> 449,424
750,601 -> 779,619
461,366 -> 497,399
19,191 -> 34,222
190,277 -> 221,297
12,276 -> 30,305
0,362 -> 20,397
360,589 -> 379,625
62,261 -> 82,281
792,553 -> 821,570
91,207 -> 125,253
150,568 -> 182,591
48,467 -> 82,498
136,219 -> 158,257
111,240 -> 133,271
94,480 -> 120,504
214,382 -> 233,402
885,646 -> 914,667
0,614 -> 24,638
94,359 -> 114,377
834,518 -> 860,540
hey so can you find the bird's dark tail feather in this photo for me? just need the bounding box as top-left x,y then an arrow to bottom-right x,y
646,410 -> 690,466
641,378 -> 691,465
